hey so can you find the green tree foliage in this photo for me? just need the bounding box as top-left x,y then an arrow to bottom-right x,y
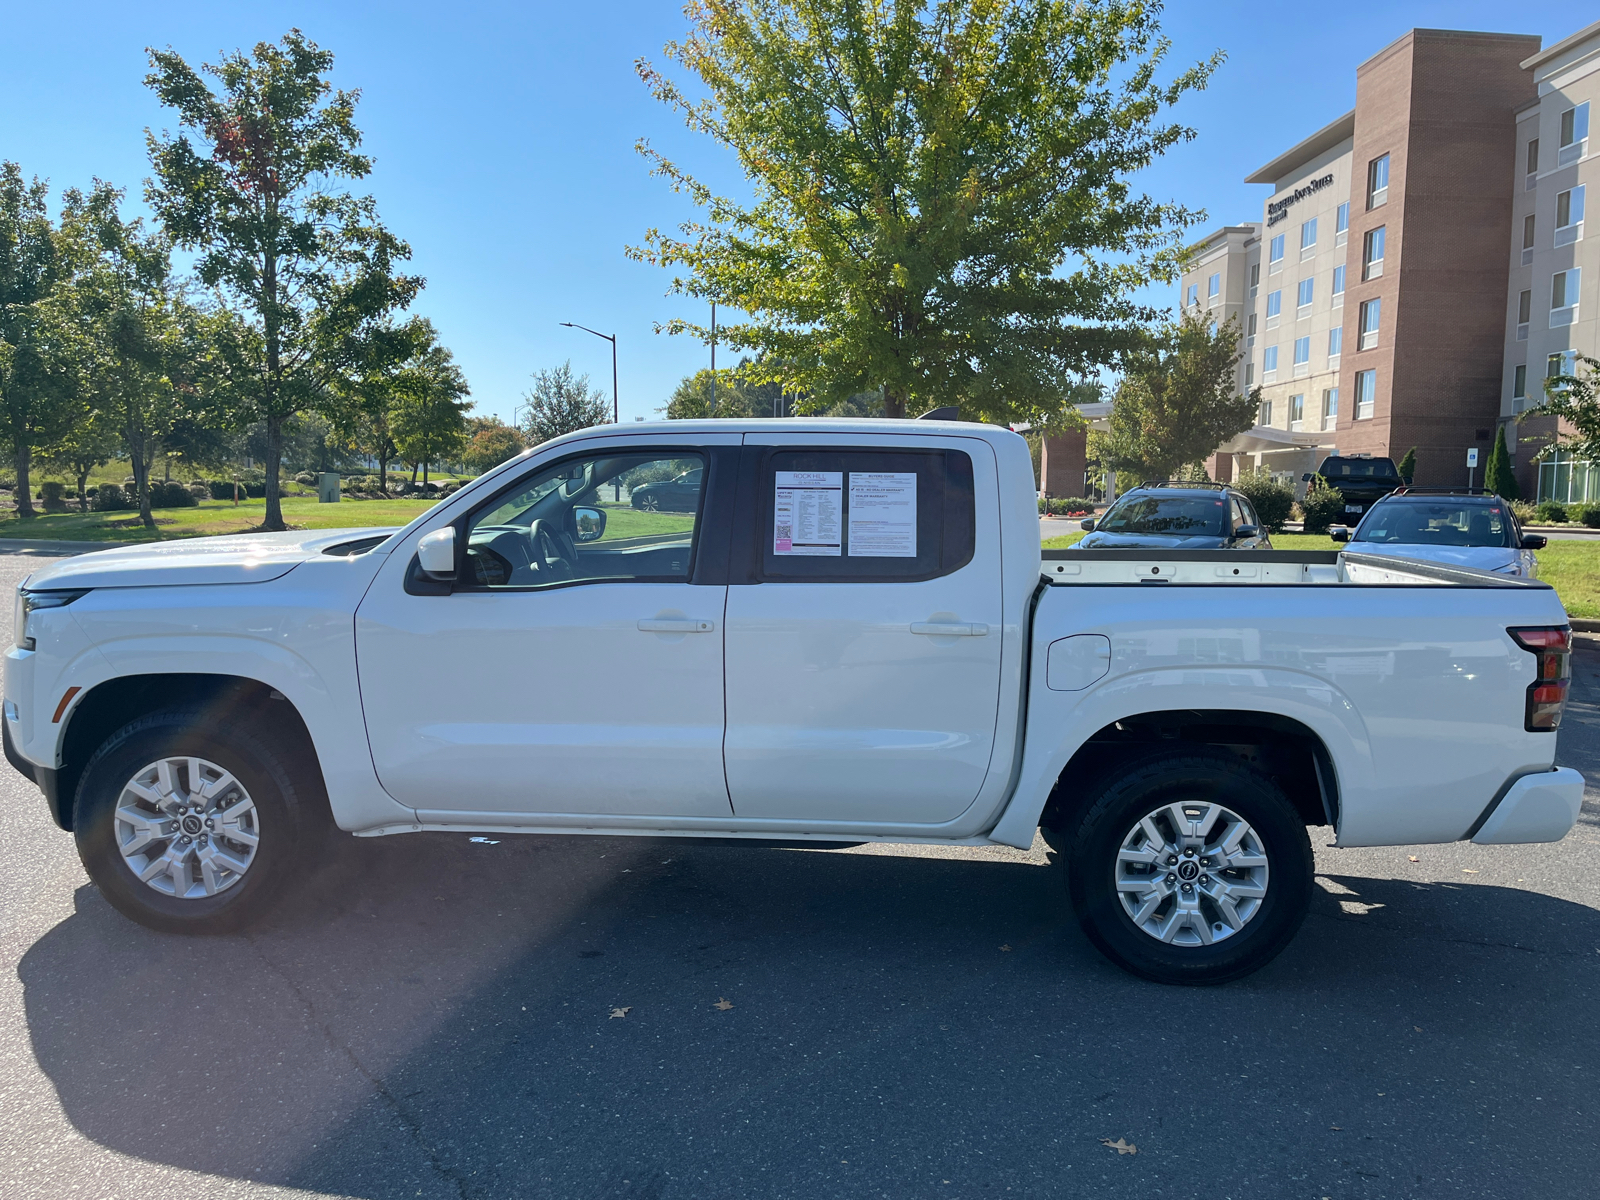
1484,426 -> 1518,500
665,367 -> 757,419
462,417 -> 527,475
0,163 -> 84,519
630,0 -> 1219,423
145,29 -> 422,529
1397,445 -> 1416,483
521,360 -> 610,445
1100,314 -> 1257,482
39,409 -> 120,511
391,321 -> 471,482
1536,353 -> 1600,466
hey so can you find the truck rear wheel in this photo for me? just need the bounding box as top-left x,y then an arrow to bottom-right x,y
1066,750 -> 1312,985
73,710 -> 320,934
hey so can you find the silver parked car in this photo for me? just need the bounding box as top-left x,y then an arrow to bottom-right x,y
1332,489 -> 1545,576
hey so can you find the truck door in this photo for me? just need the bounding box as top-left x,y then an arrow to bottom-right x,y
355,435 -> 739,820
722,435 -> 1004,826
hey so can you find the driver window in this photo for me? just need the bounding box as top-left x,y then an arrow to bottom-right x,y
464,451 -> 705,589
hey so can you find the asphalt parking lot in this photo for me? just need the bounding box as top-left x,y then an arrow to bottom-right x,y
1,551 -> 1598,1199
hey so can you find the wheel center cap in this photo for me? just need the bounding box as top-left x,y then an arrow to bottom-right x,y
180,815 -> 204,836
1176,859 -> 1200,882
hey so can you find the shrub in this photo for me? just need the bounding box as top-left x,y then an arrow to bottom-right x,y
394,479 -> 414,495
294,472 -> 316,487
1038,495 -> 1096,515
150,480 -> 198,508
92,483 -> 128,511
207,479 -> 237,501
1534,500 -> 1570,524
1297,476 -> 1346,534
187,481 -> 210,501
1231,468 -> 1295,532
440,480 -> 461,495
38,481 -> 67,512
1508,498 -> 1537,523
1575,503 -> 1600,529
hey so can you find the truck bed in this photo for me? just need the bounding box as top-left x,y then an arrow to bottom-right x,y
1042,547 -> 1551,589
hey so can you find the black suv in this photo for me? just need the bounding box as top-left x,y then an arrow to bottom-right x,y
1304,455 -> 1404,522
1077,481 -> 1270,549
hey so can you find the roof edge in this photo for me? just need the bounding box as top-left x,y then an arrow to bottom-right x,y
1244,111 -> 1356,186
1522,19 -> 1599,70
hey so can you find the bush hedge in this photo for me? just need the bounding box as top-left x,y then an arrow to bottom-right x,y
1575,504 -> 1600,529
1535,500 -> 1570,524
1037,495 -> 1096,515
93,483 -> 129,511
1296,477 -> 1346,534
1231,469 -> 1295,533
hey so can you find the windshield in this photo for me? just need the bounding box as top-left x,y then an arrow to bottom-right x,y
1319,457 -> 1399,479
1097,496 -> 1228,536
1355,501 -> 1514,548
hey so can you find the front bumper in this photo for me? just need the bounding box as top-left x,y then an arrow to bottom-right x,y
3,717 -> 65,828
1471,767 -> 1586,844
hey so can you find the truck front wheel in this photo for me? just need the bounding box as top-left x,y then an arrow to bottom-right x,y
1066,750 -> 1313,985
73,710 -> 321,934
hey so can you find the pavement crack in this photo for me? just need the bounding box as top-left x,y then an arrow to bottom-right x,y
244,934 -> 471,1200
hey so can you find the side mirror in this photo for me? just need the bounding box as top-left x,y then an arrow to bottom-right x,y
1234,524 -> 1260,539
572,505 -> 607,543
1330,526 -> 1350,543
1521,534 -> 1547,550
1080,518 -> 1096,532
1300,473 -> 1313,483
417,527 -> 456,578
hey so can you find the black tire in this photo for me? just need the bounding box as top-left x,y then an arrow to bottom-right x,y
1065,749 -> 1313,985
73,709 -> 321,935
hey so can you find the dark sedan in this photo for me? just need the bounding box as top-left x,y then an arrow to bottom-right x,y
1076,485 -> 1270,550
629,467 -> 703,513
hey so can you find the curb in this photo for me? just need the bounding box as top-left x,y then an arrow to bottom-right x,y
1573,619 -> 1600,633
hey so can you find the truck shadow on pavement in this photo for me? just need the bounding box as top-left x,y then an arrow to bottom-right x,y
18,830 -> 1600,1199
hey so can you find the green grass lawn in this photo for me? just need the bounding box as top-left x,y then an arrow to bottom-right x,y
0,495 -> 443,544
1041,530 -> 1600,618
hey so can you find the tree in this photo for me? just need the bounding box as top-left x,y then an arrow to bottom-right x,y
462,417 -> 527,475
665,367 -> 755,419
1484,427 -> 1518,500
1536,353 -> 1600,467
145,29 -> 422,530
39,408 -> 119,511
0,163 -> 82,518
1100,314 -> 1257,482
630,0 -> 1218,423
391,321 -> 471,482
1397,446 -> 1416,483
521,360 -> 609,445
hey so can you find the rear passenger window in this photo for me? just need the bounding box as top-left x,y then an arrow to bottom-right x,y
758,448 -> 975,582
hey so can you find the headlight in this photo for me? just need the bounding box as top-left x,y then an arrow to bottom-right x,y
14,588 -> 88,651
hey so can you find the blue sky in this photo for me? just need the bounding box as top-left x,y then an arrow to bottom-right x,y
2,1 -> 1595,423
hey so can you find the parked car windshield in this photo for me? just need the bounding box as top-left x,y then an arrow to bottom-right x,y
1097,495 -> 1228,536
1319,457 -> 1400,479
1354,500 -> 1515,548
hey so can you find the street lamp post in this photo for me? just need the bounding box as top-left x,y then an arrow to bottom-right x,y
559,322 -> 618,424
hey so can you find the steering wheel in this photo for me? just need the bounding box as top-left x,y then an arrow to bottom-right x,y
527,519 -> 579,581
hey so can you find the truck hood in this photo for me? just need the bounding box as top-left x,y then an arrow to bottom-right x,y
1352,543 -> 1524,574
1078,531 -> 1228,549
22,529 -> 401,591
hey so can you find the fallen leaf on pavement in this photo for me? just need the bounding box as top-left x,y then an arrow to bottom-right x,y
1414,1026 -> 1423,1032
1462,868 -> 1479,874
1331,1125 -> 1341,1131
609,1007 -> 631,1019
714,997 -> 734,1011
1408,856 -> 1419,862
999,944 -> 1012,952
1100,1138 -> 1137,1155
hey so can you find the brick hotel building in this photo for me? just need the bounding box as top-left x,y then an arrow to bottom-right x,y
1167,21 -> 1600,503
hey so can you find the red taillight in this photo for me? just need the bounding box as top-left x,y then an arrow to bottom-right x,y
1509,626 -> 1572,730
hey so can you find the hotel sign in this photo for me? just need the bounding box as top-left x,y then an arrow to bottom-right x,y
1267,173 -> 1335,227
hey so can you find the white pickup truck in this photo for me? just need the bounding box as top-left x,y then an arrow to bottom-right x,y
4,420 -> 1584,983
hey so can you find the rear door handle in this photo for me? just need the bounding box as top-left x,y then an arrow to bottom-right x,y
638,619 -> 716,633
910,622 -> 989,637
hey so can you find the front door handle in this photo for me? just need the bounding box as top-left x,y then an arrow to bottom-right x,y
910,622 -> 989,637
638,618 -> 716,633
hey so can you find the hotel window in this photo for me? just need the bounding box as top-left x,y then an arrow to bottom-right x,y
1249,263 -> 1260,294
1207,271 -> 1221,301
1555,185 -> 1585,246
1247,312 -> 1257,337
1269,234 -> 1285,272
1300,218 -> 1317,259
1259,398 -> 1273,426
1362,226 -> 1385,280
1321,387 -> 1339,431
1548,350 -> 1577,384
1523,213 -> 1537,265
1517,289 -> 1532,341
1186,283 -> 1198,307
1355,369 -> 1376,419
1527,138 -> 1539,190
1367,153 -> 1389,209
1293,336 -> 1310,376
1514,363 -> 1528,411
1331,264 -> 1345,304
1288,393 -> 1305,430
1335,202 -> 1349,244
1559,101 -> 1590,167
1265,289 -> 1282,329
1263,344 -> 1279,382
1551,267 -> 1581,326
1328,326 -> 1343,360
1296,277 -> 1314,317
1244,361 -> 1254,386
1358,297 -> 1381,350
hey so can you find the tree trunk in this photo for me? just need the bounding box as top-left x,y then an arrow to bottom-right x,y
411,461 -> 419,483
423,459 -> 429,485
75,470 -> 88,512
14,443 -> 33,519
129,442 -> 154,530
262,413 -> 285,531
378,451 -> 388,496
883,387 -> 906,420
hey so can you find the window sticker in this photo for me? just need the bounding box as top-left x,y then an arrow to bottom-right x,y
847,472 -> 917,557
773,471 -> 842,555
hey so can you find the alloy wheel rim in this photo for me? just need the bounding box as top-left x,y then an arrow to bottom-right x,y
1114,800 -> 1269,946
113,757 -> 261,899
